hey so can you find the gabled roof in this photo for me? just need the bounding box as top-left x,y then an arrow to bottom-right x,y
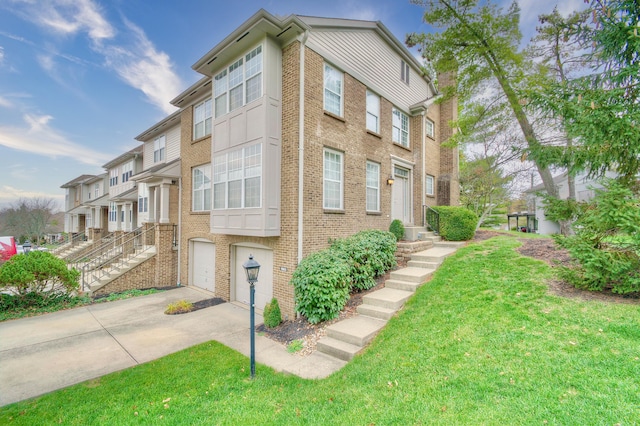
102,145 -> 144,169
60,174 -> 96,188
132,158 -> 181,183
110,187 -> 138,202
84,193 -> 110,207
135,109 -> 182,142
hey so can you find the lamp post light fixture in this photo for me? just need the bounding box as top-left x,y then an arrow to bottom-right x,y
23,240 -> 32,255
387,175 -> 395,185
242,254 -> 260,379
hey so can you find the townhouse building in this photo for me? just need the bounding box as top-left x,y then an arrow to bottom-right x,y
59,10 -> 458,319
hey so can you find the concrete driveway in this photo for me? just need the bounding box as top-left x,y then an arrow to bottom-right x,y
0,286 -> 344,406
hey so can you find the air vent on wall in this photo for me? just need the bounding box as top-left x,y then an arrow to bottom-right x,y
276,26 -> 291,38
236,31 -> 249,42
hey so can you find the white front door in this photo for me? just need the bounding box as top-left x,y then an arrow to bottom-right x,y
190,240 -> 215,292
233,246 -> 274,310
391,166 -> 411,224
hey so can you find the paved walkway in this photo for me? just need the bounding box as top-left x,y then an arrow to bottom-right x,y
0,287 -> 345,407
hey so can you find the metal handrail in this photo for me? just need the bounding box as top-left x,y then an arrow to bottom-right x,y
67,229 -> 137,264
425,206 -> 440,235
80,225 -> 156,292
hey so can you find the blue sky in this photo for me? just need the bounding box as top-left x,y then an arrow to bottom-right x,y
0,0 -> 586,210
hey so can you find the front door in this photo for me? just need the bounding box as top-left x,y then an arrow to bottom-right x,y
391,166 -> 411,224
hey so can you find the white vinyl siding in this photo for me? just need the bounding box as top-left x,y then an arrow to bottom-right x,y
214,45 -> 263,119
392,107 -> 409,147
213,144 -> 262,210
154,135 -> 166,163
366,90 -> 380,133
426,175 -> 435,196
366,161 -> 380,212
192,164 -> 212,212
193,99 -> 212,140
305,30 -> 432,112
324,63 -> 343,116
323,148 -> 343,210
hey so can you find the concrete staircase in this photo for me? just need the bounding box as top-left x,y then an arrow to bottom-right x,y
316,240 -> 465,361
83,246 -> 156,295
54,240 -> 93,260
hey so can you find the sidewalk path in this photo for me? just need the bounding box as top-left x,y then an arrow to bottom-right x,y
0,287 -> 344,407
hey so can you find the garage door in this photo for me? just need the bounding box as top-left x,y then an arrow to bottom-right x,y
233,245 -> 273,310
190,240 -> 215,292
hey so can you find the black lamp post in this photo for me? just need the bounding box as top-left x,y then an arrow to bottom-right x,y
23,240 -> 32,255
242,254 -> 260,379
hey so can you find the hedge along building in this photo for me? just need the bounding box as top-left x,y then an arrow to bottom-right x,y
172,9 -> 459,319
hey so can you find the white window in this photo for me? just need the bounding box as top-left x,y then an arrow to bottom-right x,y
94,183 -> 100,198
366,90 -> 380,133
323,148 -> 343,210
193,99 -> 212,140
138,184 -> 149,213
324,63 -> 343,116
109,202 -> 117,222
213,144 -> 262,209
109,169 -> 118,187
392,107 -> 409,147
154,135 -> 165,163
401,60 -> 410,84
366,161 -> 380,212
192,164 -> 212,212
425,118 -> 435,139
214,45 -> 263,118
122,161 -> 133,183
426,175 -> 435,197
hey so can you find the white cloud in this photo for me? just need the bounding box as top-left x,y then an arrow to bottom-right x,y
0,113 -> 112,166
0,96 -> 11,108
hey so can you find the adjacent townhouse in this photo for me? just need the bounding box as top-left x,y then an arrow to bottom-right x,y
103,145 -> 144,234
61,174 -> 104,238
173,10 -> 459,319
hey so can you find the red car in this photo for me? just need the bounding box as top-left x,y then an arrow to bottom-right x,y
0,236 -> 18,262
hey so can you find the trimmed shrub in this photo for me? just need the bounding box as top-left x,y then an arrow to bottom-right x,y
389,219 -> 405,241
0,251 -> 80,302
263,298 -> 282,328
292,251 -> 351,324
434,206 -> 478,241
331,230 -> 397,291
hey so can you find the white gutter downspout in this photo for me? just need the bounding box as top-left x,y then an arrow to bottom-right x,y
297,30 -> 309,264
421,111 -> 426,226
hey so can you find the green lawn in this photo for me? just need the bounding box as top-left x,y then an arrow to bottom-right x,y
1,236 -> 638,424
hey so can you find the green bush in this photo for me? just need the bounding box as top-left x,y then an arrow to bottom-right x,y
263,298 -> 282,328
0,251 -> 80,303
389,219 -> 405,241
554,180 -> 640,294
331,230 -> 397,291
292,251 -> 351,324
434,206 -> 478,241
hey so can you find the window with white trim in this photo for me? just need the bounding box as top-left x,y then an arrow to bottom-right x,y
154,135 -> 165,163
323,148 -> 343,210
193,99 -> 212,139
192,164 -> 212,212
324,63 -> 343,116
213,144 -> 262,209
366,90 -> 380,133
214,45 -> 263,118
94,183 -> 100,198
109,169 -> 118,187
366,161 -> 380,212
401,60 -> 410,84
122,161 -> 133,183
109,202 -> 117,222
425,118 -> 435,139
138,184 -> 148,213
426,175 -> 435,197
392,107 -> 409,147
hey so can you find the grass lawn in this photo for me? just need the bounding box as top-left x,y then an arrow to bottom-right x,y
1,236 -> 638,424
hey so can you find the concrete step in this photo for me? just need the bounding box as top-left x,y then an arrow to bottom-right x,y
363,287 -> 413,310
434,241 -> 466,249
384,278 -> 422,292
390,267 -> 433,284
316,337 -> 362,361
326,316 -> 387,347
357,304 -> 397,320
407,259 -> 440,269
411,246 -> 458,264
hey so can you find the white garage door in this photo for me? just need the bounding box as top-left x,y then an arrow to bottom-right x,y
233,246 -> 273,310
191,240 -> 215,292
